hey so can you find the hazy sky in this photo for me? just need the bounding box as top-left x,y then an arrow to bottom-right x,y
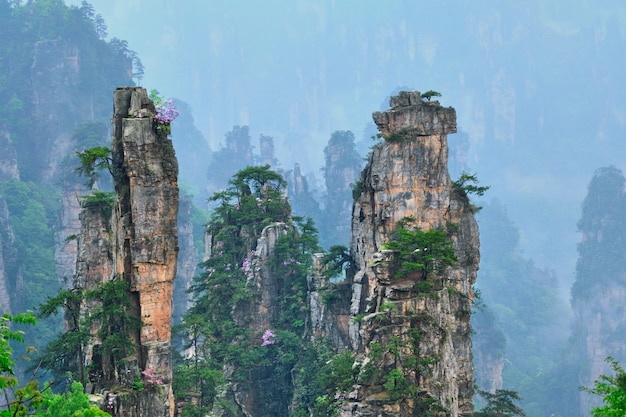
65,0 -> 626,288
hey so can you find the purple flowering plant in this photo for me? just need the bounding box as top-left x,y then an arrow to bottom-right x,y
261,329 -> 276,346
149,89 -> 179,134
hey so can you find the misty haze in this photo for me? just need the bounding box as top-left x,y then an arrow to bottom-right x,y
0,1 -> 625,416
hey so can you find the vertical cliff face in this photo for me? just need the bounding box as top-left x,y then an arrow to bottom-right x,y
56,182 -> 91,286
0,130 -> 19,181
571,166 -> 626,416
173,194 -> 199,323
322,130 -> 362,247
228,222 -> 296,417
111,86 -> 179,417
0,130 -> 19,314
344,91 -> 479,417
0,198 -> 15,314
74,87 -> 179,417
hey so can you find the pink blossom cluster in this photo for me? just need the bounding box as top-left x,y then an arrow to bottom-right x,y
261,329 -> 276,346
154,99 -> 179,125
141,367 -> 164,386
242,258 -> 251,270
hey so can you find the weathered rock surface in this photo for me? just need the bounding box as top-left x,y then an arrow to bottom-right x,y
173,194 -> 199,322
342,91 -> 477,417
0,130 -> 19,181
111,86 -> 178,417
308,253 -> 352,349
372,91 -> 456,138
55,181 -> 91,286
574,284 -> 626,415
322,130 -> 362,246
74,87 -> 179,417
0,198 -> 16,314
226,222 -> 296,417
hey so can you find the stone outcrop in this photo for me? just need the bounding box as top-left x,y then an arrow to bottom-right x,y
0,198 -> 16,314
341,91 -> 478,416
0,131 -> 20,313
571,166 -> 626,416
111,86 -> 179,417
0,130 -> 19,181
308,253 -> 353,349
372,91 -> 456,138
322,130 -> 362,247
74,87 -> 179,417
574,285 -> 626,414
286,163 -> 321,219
55,181 -> 91,286
173,194 -> 199,323
228,222 -> 295,417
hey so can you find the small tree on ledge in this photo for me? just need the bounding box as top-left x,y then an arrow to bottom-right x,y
421,90 -> 442,101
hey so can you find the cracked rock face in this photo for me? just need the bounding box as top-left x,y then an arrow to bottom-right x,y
75,87 -> 179,417
341,91 -> 478,417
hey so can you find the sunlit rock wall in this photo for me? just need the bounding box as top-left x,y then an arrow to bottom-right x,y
344,91 -> 478,417
73,87 -> 178,417
110,86 -> 179,417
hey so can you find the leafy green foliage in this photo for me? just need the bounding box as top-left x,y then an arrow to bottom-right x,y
321,245 -> 351,279
0,315 -> 109,417
85,279 -> 140,378
0,311 -> 69,417
80,190 -> 115,217
37,288 -> 90,387
350,179 -> 363,201
37,279 -> 139,388
308,350 -> 359,417
208,164 -> 291,238
354,329 -> 446,414
473,389 -> 526,417
75,146 -> 113,188
382,132 -> 404,142
0,311 -> 36,391
179,166 -> 321,416
33,381 -> 110,417
0,0 -> 134,181
0,180 -> 60,350
453,172 -> 490,197
580,357 -> 626,417
383,368 -> 411,401
383,217 -> 457,279
421,90 -> 442,101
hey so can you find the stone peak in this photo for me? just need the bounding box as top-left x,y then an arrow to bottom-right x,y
373,90 -> 456,137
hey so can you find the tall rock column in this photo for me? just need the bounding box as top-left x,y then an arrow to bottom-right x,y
345,92 -> 479,417
571,166 -> 626,416
110,86 -> 179,417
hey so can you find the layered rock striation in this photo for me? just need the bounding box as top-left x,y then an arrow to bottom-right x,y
74,87 -> 179,417
342,91 -> 478,416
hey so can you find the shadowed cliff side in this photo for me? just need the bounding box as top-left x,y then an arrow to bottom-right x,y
342,91 -> 479,417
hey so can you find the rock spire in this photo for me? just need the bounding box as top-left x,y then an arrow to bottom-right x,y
342,91 -> 478,416
74,87 -> 179,416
